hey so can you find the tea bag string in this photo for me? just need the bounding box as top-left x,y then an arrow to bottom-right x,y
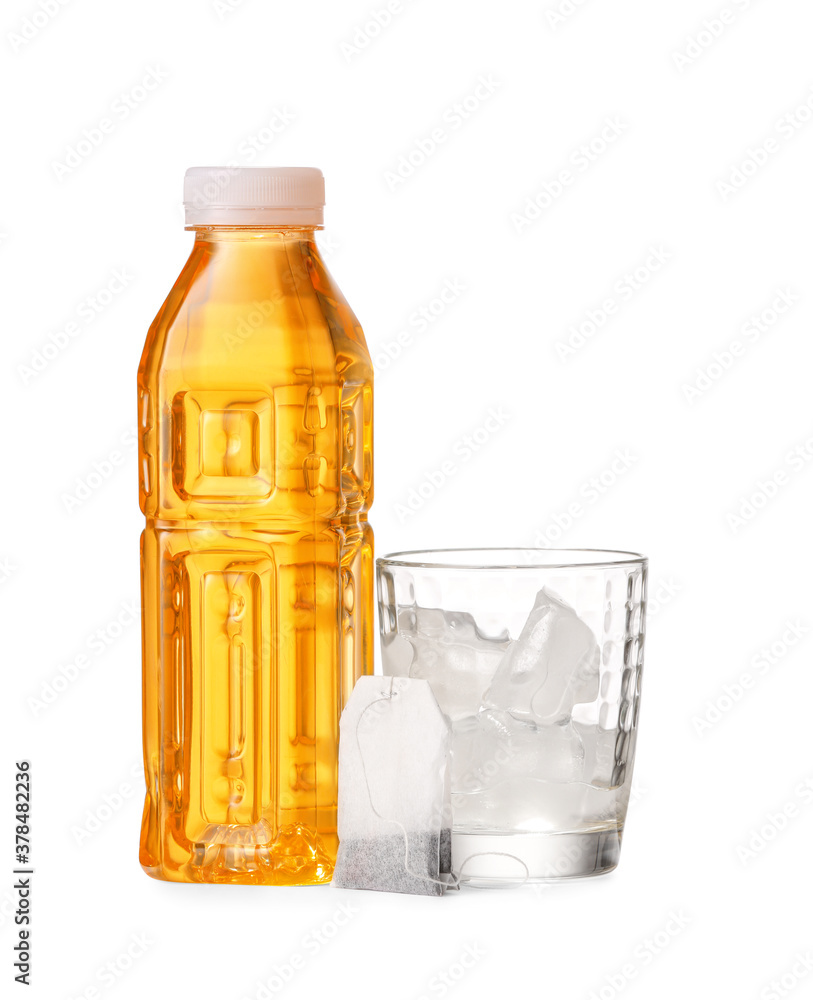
454,852 -> 529,887
355,680 -> 459,890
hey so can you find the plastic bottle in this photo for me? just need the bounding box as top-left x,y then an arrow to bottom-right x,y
138,167 -> 373,884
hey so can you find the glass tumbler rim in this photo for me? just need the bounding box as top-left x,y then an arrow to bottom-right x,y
377,547 -> 647,571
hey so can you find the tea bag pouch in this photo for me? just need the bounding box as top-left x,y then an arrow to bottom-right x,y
333,676 -> 456,895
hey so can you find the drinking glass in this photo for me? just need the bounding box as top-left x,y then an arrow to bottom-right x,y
376,548 -> 647,885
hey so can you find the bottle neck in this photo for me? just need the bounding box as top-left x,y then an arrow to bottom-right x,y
184,226 -> 326,296
188,226 -> 321,245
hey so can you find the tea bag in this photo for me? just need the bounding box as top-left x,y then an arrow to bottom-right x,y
332,676 -> 455,896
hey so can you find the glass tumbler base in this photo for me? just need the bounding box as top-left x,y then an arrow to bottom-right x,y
452,828 -> 622,887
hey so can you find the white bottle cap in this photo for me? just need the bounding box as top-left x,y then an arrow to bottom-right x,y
183,166 -> 325,227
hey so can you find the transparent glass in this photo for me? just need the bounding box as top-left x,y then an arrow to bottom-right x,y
377,548 -> 647,885
138,227 -> 374,884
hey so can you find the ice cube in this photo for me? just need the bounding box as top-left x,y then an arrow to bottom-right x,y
450,714 -> 504,795
380,631 -> 413,677
516,717 -> 585,783
407,637 -> 506,721
483,587 -> 599,725
399,607 -> 508,644
575,722 -> 619,789
451,709 -> 585,795
383,607 -> 510,721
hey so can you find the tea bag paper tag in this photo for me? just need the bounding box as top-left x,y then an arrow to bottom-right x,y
332,676 -> 455,896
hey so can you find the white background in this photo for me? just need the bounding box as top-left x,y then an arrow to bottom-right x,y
3,0 -> 812,997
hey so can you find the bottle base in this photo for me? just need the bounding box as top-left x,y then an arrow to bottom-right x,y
140,822 -> 335,886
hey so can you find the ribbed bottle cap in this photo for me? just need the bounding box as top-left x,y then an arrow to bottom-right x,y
183,166 -> 325,227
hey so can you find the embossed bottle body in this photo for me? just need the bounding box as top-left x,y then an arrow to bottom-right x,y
138,228 -> 373,884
